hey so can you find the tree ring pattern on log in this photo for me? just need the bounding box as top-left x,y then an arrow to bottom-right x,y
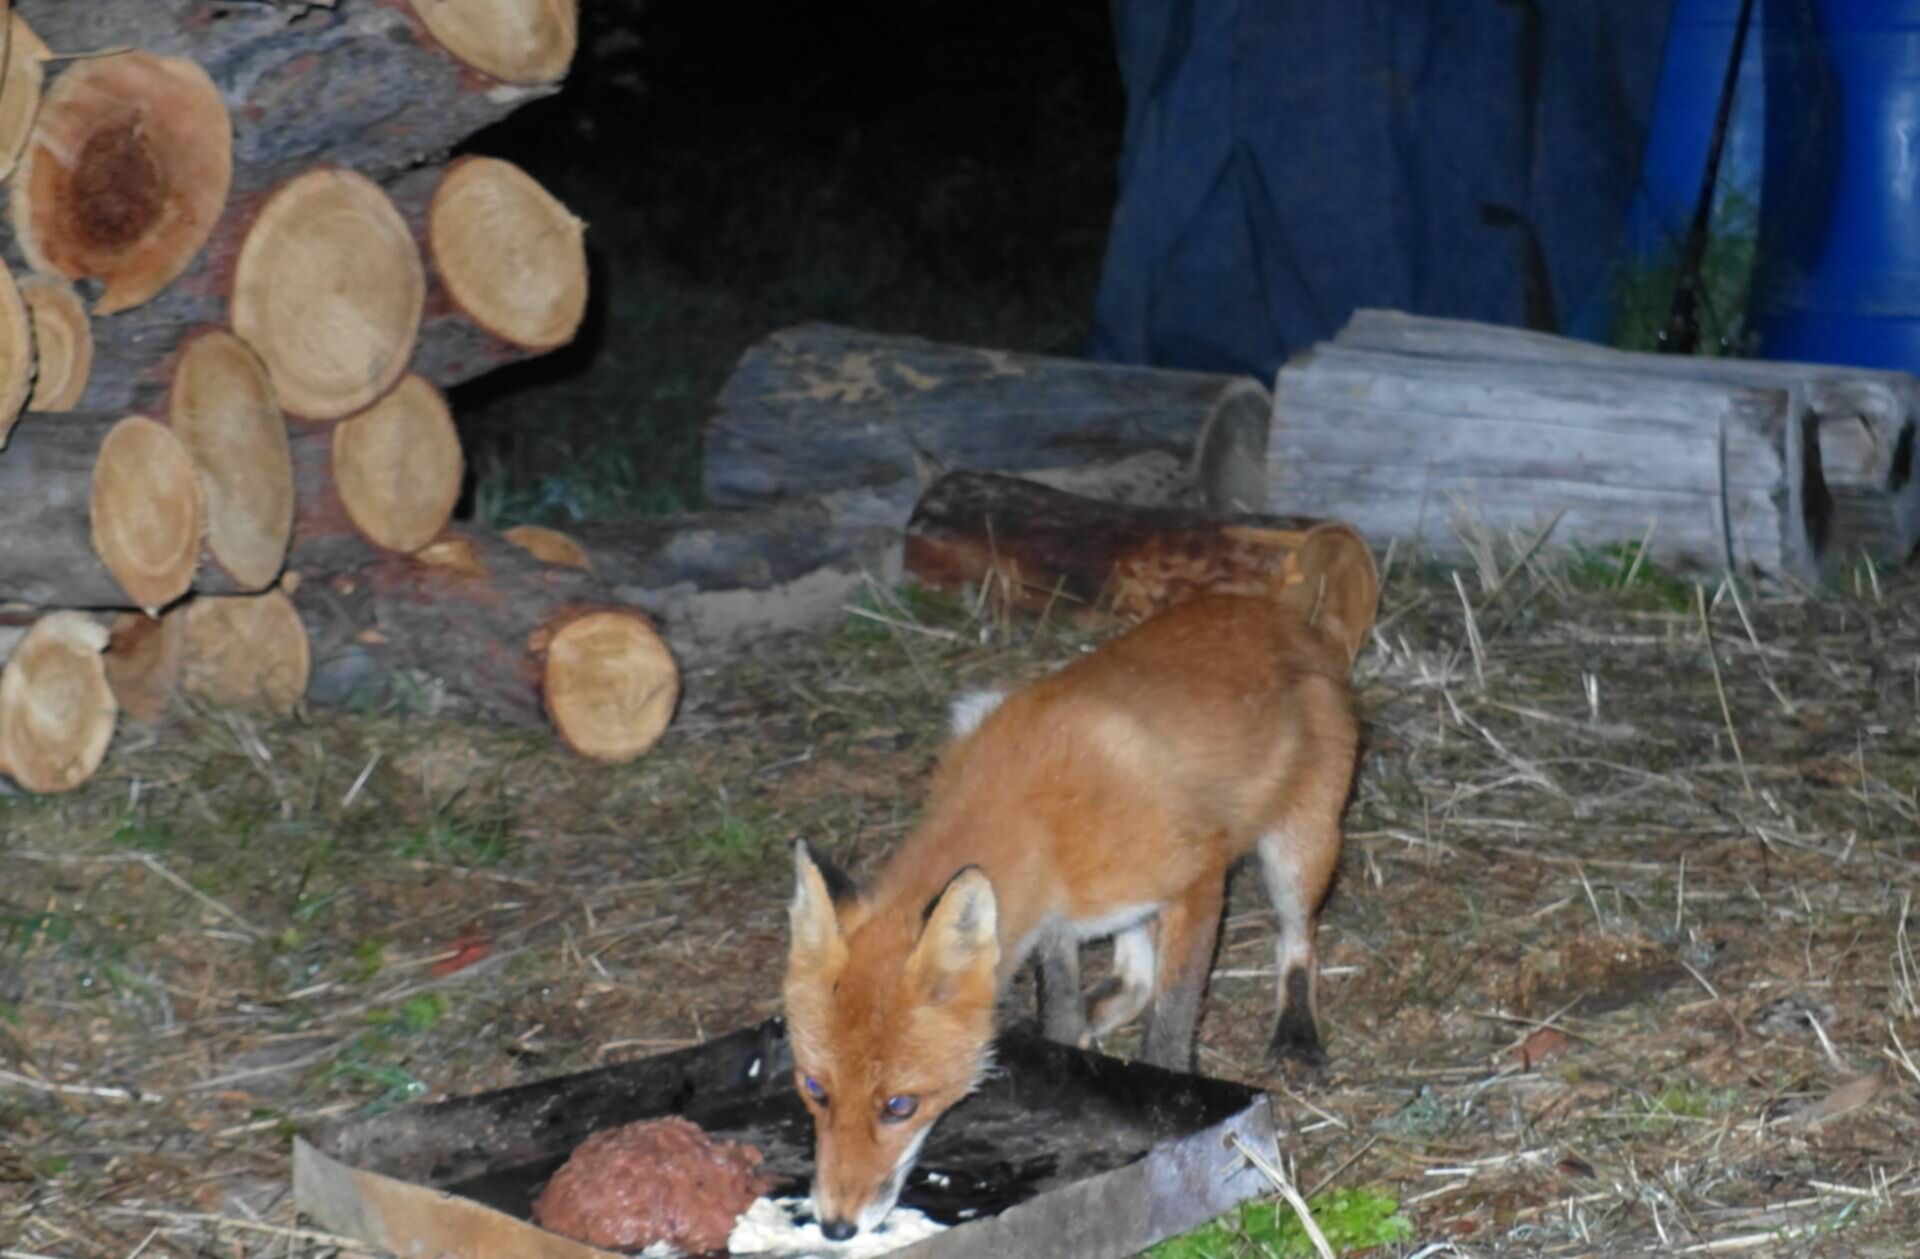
0,261 -> 31,442
230,168 -> 425,420
90,416 -> 205,612
13,52 -> 232,315
406,0 -> 580,86
429,156 -> 588,350
331,375 -> 463,554
0,611 -> 115,795
18,274 -> 92,413
170,331 -> 293,590
540,609 -> 679,763
0,15 -> 50,182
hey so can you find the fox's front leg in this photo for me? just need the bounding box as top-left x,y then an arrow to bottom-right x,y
1138,874 -> 1226,1072
1034,929 -> 1086,1045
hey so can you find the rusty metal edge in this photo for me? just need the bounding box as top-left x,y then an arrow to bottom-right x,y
294,1093 -> 1278,1259
295,1134 -> 624,1259
904,1093 -> 1278,1259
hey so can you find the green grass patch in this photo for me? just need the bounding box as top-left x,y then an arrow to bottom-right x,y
1149,1188 -> 1413,1258
394,815 -> 515,868
1609,187 -> 1757,356
1564,541 -> 1694,612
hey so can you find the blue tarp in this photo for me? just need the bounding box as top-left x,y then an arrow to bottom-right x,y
1090,0 -> 1679,379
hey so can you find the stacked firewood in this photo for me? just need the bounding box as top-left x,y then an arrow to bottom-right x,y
0,0 -> 682,792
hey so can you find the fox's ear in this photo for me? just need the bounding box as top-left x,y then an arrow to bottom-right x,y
788,840 -> 851,972
907,866 -> 1000,1003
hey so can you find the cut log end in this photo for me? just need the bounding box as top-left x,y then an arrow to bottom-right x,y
171,331 -> 292,589
430,156 -> 588,351
13,51 -> 232,315
0,15 -> 50,182
0,612 -> 116,794
19,274 -> 93,412
408,0 -> 580,85
104,611 -> 186,725
541,609 -> 678,763
91,416 -> 205,612
332,375 -> 463,553
502,524 -> 592,571
181,590 -> 310,716
0,262 -> 31,441
232,168 -> 425,420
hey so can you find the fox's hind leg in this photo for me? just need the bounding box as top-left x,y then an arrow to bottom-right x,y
1139,874 -> 1226,1072
1035,930 -> 1086,1045
1256,823 -> 1337,1065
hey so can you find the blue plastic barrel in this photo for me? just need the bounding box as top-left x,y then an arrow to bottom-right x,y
1753,0 -> 1920,368
1628,0 -> 1765,259
1565,0 -> 1763,342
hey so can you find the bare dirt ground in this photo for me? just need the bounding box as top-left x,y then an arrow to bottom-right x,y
4,557 -> 1919,1257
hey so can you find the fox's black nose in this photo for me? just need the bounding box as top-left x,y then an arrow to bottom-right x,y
820,1217 -> 858,1242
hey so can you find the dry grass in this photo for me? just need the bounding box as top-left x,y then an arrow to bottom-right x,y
4,552 -> 1920,1257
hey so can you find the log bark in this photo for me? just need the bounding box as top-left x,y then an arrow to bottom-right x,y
0,413 -> 205,611
500,501 -> 903,663
0,611 -> 115,794
1335,308 -> 1920,562
905,472 -> 1379,661
13,1 -> 571,196
297,531 -> 679,763
702,324 -> 1273,525
1271,344 -> 1818,580
286,375 -> 464,574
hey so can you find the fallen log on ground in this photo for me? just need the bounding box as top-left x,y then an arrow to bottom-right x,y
498,502 -> 901,663
297,532 -> 679,763
905,471 -> 1379,661
0,611 -> 115,794
1334,308 -> 1920,563
1269,345 -> 1818,582
703,324 -> 1272,524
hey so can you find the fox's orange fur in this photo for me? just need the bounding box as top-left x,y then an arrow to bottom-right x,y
783,594 -> 1358,1239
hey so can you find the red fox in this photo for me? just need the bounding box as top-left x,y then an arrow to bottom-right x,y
782,594 -> 1358,1240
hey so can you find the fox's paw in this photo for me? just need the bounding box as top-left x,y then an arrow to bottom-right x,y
1265,1008 -> 1327,1071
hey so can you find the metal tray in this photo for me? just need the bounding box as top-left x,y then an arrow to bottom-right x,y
294,1017 -> 1277,1258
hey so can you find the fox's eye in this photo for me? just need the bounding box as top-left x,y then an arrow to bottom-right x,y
880,1094 -> 919,1122
802,1074 -> 828,1105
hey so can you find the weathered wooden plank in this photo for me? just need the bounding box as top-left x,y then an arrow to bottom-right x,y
1270,345 -> 1818,579
1273,407 -> 1784,494
1335,308 -> 1920,559
1265,461 -> 1791,575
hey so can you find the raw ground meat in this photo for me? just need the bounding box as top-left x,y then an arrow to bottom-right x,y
532,1115 -> 775,1253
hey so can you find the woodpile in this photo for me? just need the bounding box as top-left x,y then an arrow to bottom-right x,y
0,0 -> 660,793
1285,309 -> 1920,577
